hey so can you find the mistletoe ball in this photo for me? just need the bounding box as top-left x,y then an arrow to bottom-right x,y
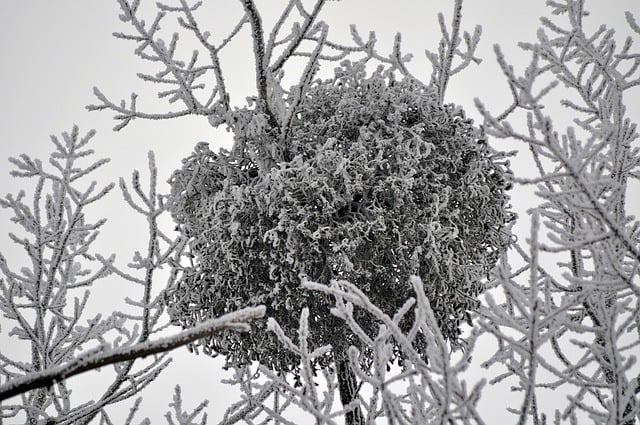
166,62 -> 513,373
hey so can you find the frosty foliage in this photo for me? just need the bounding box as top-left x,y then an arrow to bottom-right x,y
165,61 -> 513,376
2,0 -> 640,424
84,0 -> 504,422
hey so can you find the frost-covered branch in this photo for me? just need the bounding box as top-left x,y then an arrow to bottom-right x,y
88,0 -> 371,133
218,276 -> 487,424
475,1 -> 640,422
164,385 -> 208,425
0,306 -> 264,403
0,126 -> 197,424
424,0 -> 482,103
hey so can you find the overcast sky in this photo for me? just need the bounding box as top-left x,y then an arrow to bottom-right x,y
1,1 -> 639,423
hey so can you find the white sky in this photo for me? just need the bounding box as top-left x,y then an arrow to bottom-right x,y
1,1 -> 639,423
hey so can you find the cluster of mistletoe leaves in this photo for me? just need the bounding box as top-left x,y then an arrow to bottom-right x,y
165,62 -> 514,374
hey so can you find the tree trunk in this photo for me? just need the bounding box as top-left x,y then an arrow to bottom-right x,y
335,351 -> 365,425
